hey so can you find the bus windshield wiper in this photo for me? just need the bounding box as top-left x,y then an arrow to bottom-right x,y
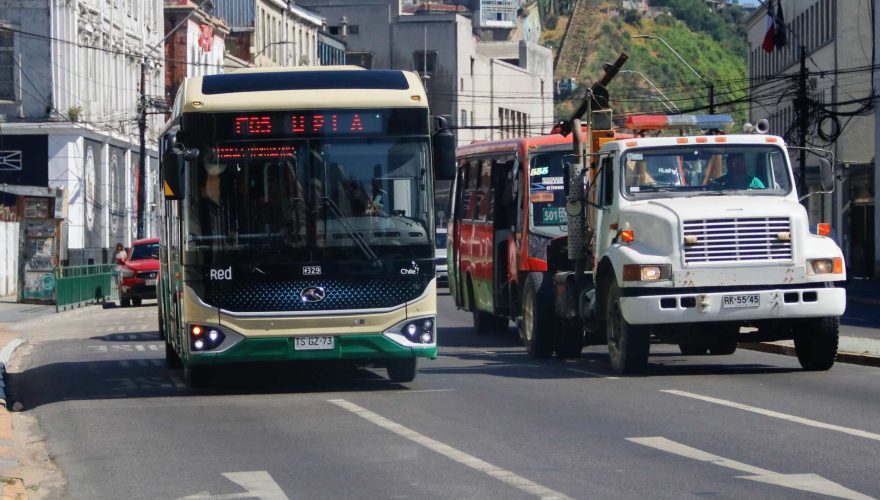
323,197 -> 382,268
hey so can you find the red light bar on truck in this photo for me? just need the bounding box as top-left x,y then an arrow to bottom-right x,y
626,114 -> 734,131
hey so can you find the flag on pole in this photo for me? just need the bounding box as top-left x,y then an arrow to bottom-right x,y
775,0 -> 787,49
762,0 -> 776,53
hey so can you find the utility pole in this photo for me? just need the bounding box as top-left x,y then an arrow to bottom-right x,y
797,45 -> 808,202
137,58 -> 147,239
708,83 -> 715,114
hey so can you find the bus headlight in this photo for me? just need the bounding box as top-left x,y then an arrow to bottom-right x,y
384,316 -> 436,346
189,324 -> 226,352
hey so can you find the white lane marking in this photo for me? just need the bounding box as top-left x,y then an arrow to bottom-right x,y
135,344 -> 146,351
329,398 -> 572,500
628,437 -> 873,500
118,360 -> 130,368
170,376 -> 186,388
394,389 -> 456,394
565,368 -> 620,380
662,390 -> 880,442
179,471 -> 289,499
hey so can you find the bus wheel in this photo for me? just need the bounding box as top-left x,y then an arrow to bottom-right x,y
520,273 -> 554,358
387,358 -> 417,382
678,342 -> 709,355
605,280 -> 649,374
184,364 -> 212,388
794,317 -> 838,371
158,312 -> 166,341
165,341 -> 182,369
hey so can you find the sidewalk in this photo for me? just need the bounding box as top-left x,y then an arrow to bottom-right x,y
0,296 -> 62,499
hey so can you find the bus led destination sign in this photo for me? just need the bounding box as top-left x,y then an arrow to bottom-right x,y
232,111 -> 384,137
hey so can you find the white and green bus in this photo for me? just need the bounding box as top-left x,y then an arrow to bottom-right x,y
157,67 -> 455,386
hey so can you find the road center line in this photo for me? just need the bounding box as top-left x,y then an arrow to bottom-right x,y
662,390 -> 880,442
566,368 -> 620,379
329,399 -> 572,500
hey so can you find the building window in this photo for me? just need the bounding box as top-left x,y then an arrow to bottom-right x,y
460,109 -> 467,127
347,52 -> 373,69
0,31 -> 15,101
413,50 -> 437,74
328,26 -> 339,35
349,25 -> 359,35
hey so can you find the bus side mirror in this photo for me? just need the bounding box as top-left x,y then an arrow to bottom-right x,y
161,147 -> 187,200
432,117 -> 456,181
819,157 -> 834,192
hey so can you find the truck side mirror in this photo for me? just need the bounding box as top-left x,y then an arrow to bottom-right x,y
432,116 -> 456,181
819,157 -> 834,192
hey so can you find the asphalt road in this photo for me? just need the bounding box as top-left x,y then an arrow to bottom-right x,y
7,293 -> 880,499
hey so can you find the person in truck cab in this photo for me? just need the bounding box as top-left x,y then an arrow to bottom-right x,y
710,153 -> 766,190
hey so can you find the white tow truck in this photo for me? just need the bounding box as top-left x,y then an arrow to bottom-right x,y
555,114 -> 846,374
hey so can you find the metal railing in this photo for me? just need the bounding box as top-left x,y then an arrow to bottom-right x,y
55,264 -> 115,312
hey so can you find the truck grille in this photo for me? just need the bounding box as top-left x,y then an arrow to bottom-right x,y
683,217 -> 792,264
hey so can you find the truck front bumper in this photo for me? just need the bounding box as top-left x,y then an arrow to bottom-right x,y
620,286 -> 846,325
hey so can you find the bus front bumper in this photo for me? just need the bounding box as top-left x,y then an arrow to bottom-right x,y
188,333 -> 437,366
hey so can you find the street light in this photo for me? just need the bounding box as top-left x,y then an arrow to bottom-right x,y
617,69 -> 680,114
633,34 -> 714,114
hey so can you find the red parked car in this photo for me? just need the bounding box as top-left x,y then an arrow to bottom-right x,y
117,238 -> 160,307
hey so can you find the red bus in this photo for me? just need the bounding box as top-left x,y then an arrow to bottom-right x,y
449,129 -> 619,357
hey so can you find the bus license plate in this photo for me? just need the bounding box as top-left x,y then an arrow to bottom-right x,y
722,294 -> 760,308
293,336 -> 335,350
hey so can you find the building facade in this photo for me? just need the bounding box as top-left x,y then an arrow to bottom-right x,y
0,0 -> 165,266
212,0 -> 321,67
747,0 -> 876,277
164,0 -> 229,107
297,0 -> 553,146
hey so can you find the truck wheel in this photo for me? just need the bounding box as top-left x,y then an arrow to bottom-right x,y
184,364 -> 212,388
474,311 -> 509,335
520,273 -> 554,358
794,317 -> 839,371
387,358 -> 417,382
679,343 -> 709,355
165,341 -> 182,369
120,298 -> 131,307
132,298 -> 143,307
556,320 -> 584,359
605,281 -> 649,374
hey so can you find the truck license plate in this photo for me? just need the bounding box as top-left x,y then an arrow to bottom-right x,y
293,336 -> 335,350
722,294 -> 760,308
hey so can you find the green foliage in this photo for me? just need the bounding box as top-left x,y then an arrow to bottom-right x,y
550,2 -> 748,126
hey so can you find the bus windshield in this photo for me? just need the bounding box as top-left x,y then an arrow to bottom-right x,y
529,150 -> 568,232
184,136 -> 432,260
621,145 -> 793,199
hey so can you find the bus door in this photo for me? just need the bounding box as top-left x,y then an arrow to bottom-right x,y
450,159 -> 470,307
491,156 -> 516,315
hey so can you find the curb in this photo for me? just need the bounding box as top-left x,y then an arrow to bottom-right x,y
741,342 -> 880,368
0,339 -> 25,410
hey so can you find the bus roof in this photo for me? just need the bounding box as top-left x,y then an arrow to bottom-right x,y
456,130 -> 630,159
176,66 -> 428,114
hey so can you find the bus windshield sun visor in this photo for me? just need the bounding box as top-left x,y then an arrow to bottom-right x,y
202,70 -> 411,95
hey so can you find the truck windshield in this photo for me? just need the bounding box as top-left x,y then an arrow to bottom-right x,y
184,137 -> 432,262
529,150 -> 568,230
621,145 -> 792,199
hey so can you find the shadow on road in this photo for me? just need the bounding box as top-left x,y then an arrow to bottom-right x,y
438,326 -> 521,349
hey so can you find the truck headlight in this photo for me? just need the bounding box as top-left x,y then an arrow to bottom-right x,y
809,258 -> 843,275
623,264 -> 671,281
